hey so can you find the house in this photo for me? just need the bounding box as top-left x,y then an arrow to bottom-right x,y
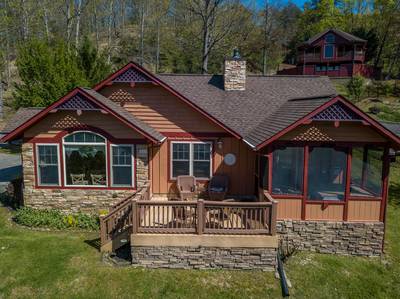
277,29 -> 377,78
1,53 -> 400,271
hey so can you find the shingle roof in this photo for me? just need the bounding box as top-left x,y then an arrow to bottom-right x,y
82,88 -> 165,143
304,29 -> 367,45
1,107 -> 44,134
158,74 -> 336,147
381,121 -> 400,138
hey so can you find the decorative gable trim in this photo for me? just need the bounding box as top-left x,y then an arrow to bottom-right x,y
112,67 -> 152,83
312,101 -> 362,121
56,93 -> 101,111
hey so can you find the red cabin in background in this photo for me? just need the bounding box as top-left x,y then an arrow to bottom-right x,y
278,29 -> 377,78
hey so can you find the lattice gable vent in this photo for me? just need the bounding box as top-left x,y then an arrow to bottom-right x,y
312,101 -> 362,121
56,93 -> 101,111
112,67 -> 152,83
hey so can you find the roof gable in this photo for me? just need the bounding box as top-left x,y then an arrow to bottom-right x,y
251,96 -> 400,150
94,62 -> 240,138
0,87 -> 165,143
304,29 -> 367,46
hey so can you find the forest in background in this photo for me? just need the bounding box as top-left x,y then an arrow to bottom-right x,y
0,0 -> 400,109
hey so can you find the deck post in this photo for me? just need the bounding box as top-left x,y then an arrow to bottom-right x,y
197,199 -> 204,235
99,215 -> 107,245
132,199 -> 138,234
270,201 -> 277,236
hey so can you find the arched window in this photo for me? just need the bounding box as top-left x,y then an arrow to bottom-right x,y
325,33 -> 335,43
63,132 -> 107,186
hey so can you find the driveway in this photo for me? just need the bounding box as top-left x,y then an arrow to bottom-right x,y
0,152 -> 22,191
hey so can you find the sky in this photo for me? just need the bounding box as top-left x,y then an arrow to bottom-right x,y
254,0 -> 308,9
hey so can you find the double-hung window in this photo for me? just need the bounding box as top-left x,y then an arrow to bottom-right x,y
37,144 -> 60,186
171,142 -> 212,179
111,145 -> 134,187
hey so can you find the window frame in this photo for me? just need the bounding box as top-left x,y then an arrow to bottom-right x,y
36,143 -> 61,187
324,44 -> 335,59
170,141 -> 213,180
325,33 -> 335,43
110,144 -> 135,187
62,131 -> 108,188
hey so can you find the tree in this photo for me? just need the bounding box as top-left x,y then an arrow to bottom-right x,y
13,39 -> 88,108
78,36 -> 111,85
347,75 -> 365,102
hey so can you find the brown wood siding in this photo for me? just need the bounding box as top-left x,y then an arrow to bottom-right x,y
306,204 -> 344,220
280,122 -> 386,143
150,137 -> 255,196
24,111 -> 143,139
347,200 -> 381,221
276,198 -> 302,220
99,83 -> 225,133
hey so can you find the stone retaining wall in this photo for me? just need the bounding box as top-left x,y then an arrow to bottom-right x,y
131,246 -> 277,270
21,142 -> 148,213
277,220 -> 384,256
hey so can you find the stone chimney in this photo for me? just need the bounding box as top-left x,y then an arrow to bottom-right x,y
224,49 -> 246,91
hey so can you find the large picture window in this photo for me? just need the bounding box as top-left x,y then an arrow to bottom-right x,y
63,132 -> 107,186
351,147 -> 384,197
308,147 -> 347,201
111,145 -> 134,187
37,144 -> 60,186
171,142 -> 212,179
272,147 -> 304,195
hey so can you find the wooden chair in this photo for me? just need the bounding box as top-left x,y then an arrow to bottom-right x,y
70,174 -> 88,185
91,174 -> 106,185
177,175 -> 197,201
208,175 -> 229,201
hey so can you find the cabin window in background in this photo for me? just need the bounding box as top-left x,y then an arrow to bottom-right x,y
324,44 -> 334,58
351,147 -> 384,197
63,132 -> 107,186
308,147 -> 347,201
325,33 -> 335,43
37,144 -> 60,186
171,142 -> 212,179
111,145 -> 134,187
272,147 -> 304,195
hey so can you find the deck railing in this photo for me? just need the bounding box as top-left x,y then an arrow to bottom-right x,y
100,182 -> 151,246
100,185 -> 278,248
132,198 -> 277,236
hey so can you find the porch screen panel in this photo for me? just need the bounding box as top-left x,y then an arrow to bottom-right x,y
272,147 -> 303,195
172,143 -> 190,177
112,145 -> 133,187
193,143 -> 211,178
308,147 -> 347,201
351,147 -> 384,197
37,145 -> 59,186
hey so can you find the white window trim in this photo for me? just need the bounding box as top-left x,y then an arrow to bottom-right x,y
110,144 -> 135,187
170,141 -> 213,180
62,131 -> 108,187
36,143 -> 61,186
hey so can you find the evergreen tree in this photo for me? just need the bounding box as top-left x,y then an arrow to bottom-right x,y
78,36 -> 111,85
13,39 -> 88,108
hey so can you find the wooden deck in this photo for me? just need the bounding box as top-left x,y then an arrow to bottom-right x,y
100,183 -> 278,252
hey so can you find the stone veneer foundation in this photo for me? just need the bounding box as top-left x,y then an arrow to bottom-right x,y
131,246 -> 277,270
21,143 -> 149,213
277,220 -> 384,256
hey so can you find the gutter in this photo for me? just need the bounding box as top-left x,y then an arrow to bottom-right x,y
243,139 -> 257,150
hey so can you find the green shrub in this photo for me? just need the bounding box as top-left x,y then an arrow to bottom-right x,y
14,207 -> 99,230
347,75 -> 365,102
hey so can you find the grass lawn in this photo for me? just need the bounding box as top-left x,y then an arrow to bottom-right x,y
0,166 -> 400,299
